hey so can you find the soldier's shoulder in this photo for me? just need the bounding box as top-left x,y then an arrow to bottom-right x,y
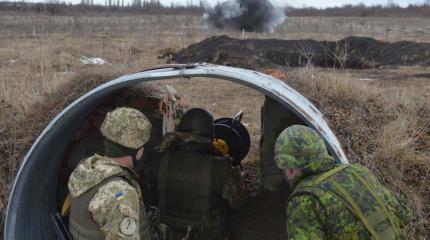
210,154 -> 233,168
346,164 -> 381,184
89,179 -> 141,228
98,178 -> 138,196
210,154 -> 227,163
69,155 -> 124,197
89,179 -> 139,212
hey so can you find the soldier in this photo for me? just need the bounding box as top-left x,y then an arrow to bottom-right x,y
274,125 -> 413,240
147,108 -> 248,240
60,84 -> 179,213
68,107 -> 152,240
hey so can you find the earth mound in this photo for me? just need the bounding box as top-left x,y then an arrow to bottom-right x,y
173,35 -> 430,69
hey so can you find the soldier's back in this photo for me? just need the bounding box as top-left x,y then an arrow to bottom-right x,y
287,164 -> 411,240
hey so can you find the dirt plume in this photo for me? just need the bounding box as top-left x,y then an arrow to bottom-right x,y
203,0 -> 286,33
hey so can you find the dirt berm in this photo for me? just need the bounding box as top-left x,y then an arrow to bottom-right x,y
173,35 -> 430,69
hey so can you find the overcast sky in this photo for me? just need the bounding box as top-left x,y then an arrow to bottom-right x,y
15,0 -> 427,8
169,0 -> 425,8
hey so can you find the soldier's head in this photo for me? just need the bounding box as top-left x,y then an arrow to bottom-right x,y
274,125 -> 335,186
177,108 -> 214,138
100,107 -> 152,168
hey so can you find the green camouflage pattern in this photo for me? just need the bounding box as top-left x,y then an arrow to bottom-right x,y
68,154 -> 151,239
274,125 -> 333,170
286,164 -> 413,240
100,107 -> 152,149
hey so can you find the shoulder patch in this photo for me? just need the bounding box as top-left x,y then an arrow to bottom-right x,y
115,192 -> 125,201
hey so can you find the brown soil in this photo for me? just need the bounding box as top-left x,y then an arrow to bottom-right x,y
173,35 -> 430,69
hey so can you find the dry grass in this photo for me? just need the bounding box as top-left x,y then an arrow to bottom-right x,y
2,14 -> 430,42
285,67 -> 430,239
0,14 -> 429,239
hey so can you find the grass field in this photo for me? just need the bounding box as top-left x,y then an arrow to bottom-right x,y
0,13 -> 429,239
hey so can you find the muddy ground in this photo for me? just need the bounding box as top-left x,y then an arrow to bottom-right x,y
173,35 -> 430,69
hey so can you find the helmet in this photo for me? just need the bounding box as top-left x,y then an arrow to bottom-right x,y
274,125 -> 333,170
177,108 -> 214,138
100,107 -> 152,149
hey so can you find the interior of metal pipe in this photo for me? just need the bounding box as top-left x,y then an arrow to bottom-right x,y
5,65 -> 347,240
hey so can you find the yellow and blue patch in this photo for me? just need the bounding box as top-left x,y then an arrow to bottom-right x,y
115,192 -> 125,201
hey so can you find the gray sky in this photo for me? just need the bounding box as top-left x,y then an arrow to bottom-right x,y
164,0 -> 423,8
16,0 -> 426,8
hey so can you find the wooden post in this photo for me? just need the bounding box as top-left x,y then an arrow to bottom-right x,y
385,28 -> 391,42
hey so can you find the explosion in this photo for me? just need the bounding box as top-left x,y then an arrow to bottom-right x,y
204,0 -> 286,33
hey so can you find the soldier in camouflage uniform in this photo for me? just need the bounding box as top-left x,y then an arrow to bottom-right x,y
146,108 -> 248,240
68,107 -> 152,240
274,125 -> 413,240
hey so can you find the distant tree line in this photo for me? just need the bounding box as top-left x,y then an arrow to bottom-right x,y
0,0 -> 204,16
286,3 -> 430,18
1,1 -> 430,18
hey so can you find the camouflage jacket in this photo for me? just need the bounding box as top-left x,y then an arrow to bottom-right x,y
145,131 -> 248,239
145,132 -> 248,209
286,164 -> 413,240
68,154 -> 151,239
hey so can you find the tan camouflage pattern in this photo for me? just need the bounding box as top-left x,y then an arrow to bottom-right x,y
68,154 -> 151,239
274,125 -> 333,170
100,107 -> 152,149
68,154 -> 124,198
89,180 -> 142,239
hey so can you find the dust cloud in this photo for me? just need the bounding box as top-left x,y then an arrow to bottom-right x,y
203,0 -> 286,33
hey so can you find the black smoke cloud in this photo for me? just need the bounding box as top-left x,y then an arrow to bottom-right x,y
203,0 -> 286,33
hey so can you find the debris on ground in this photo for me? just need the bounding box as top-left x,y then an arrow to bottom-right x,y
158,47 -> 177,61
265,69 -> 286,79
174,35 -> 430,69
80,56 -> 108,65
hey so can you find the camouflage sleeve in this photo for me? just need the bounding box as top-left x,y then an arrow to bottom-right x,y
381,187 -> 413,226
287,195 -> 326,240
89,180 -> 142,240
221,166 -> 248,209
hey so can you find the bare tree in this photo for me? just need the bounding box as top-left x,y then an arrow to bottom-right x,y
45,0 -> 58,15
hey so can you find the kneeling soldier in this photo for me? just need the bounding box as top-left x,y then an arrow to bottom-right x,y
68,107 -> 152,240
275,125 -> 413,240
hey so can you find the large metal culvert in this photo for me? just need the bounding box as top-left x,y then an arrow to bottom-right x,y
5,64 -> 348,239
